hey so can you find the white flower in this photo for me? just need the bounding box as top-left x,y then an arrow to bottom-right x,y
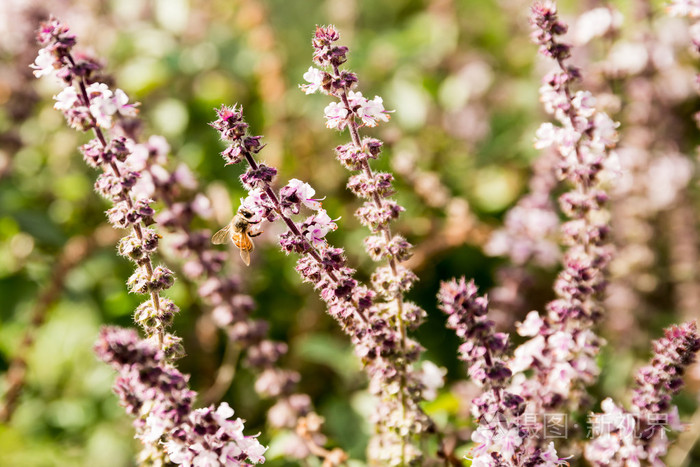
237,436 -> 267,463
114,88 -> 139,117
517,311 -> 544,337
541,442 -> 570,465
323,102 -> 349,129
534,122 -> 559,149
165,439 -> 194,464
547,362 -> 575,394
53,86 -> 79,111
419,360 -> 446,401
549,331 -> 574,359
494,427 -> 522,460
510,335 -> 545,373
348,91 -> 391,127
592,112 -> 619,148
305,209 -> 338,247
571,91 -> 596,118
241,189 -> 268,220
84,84 -> 139,128
192,450 -> 219,467
471,425 -> 494,455
219,442 -> 243,464
574,7 -> 623,45
216,401 -> 235,420
288,179 -> 323,210
88,83 -> 117,128
300,66 -> 325,94
142,413 -> 169,443
86,82 -> 112,99
30,48 -> 55,78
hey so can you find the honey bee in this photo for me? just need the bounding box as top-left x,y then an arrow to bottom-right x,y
212,207 -> 262,266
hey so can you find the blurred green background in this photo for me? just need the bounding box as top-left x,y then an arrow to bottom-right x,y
1,0 -> 699,465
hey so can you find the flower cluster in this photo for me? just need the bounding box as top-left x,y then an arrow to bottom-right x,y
667,0 -> 700,18
130,135 -> 310,438
211,104 -> 392,464
485,149 -> 560,268
300,33 -> 391,131
30,7 -> 700,467
585,321 -> 700,465
508,2 -> 619,423
33,18 -> 264,465
438,278 -> 571,466
301,25 -> 431,465
34,16 -> 176,351
95,327 -> 266,466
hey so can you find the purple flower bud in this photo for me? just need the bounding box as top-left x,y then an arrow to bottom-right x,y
347,172 -> 394,199
210,105 -> 249,142
221,144 -> 243,165
355,200 -> 404,232
246,340 -> 288,368
104,136 -> 131,163
80,139 -> 103,168
240,163 -> 277,190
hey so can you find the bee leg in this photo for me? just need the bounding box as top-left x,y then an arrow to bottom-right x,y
249,231 -> 263,238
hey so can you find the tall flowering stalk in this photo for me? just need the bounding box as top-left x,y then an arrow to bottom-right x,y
585,321 -> 700,465
508,0 -> 619,422
211,99 -> 438,464
132,136 -> 303,413
33,18 -> 265,465
211,104 -> 382,464
300,25 -> 429,465
438,278 -> 568,466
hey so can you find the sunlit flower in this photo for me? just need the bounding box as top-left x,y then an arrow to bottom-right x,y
30,48 -> 55,78
323,101 -> 349,129
300,66 -> 325,94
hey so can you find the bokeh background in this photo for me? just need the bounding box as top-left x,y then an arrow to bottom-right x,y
1,0 -> 700,465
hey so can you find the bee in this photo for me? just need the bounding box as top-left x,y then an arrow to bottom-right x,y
212,207 -> 262,266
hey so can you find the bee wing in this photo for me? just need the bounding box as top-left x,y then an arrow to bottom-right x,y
239,247 -> 251,266
232,232 -> 254,266
211,225 -> 232,245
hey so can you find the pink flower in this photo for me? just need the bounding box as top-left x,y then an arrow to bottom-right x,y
241,189 -> 269,220
304,209 -> 337,247
571,90 -> 596,118
517,311 -> 545,337
534,122 -> 559,149
87,83 -> 116,127
85,83 -> 138,128
549,331 -> 574,359
419,360 -> 446,401
541,442 -> 570,466
494,427 -> 523,460
547,362 -> 575,393
323,101 -> 349,129
53,86 -> 79,111
348,91 -> 391,127
510,335 -> 545,373
287,179 -> 323,211
300,66 -> 325,94
114,89 -> 139,117
471,425 -> 494,455
31,48 -> 55,78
